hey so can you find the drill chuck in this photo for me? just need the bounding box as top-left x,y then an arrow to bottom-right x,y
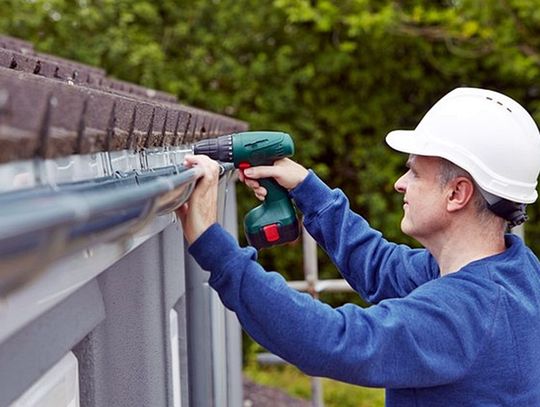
193,135 -> 233,162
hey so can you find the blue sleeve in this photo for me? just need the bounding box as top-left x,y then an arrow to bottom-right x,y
289,171 -> 439,302
188,224 -> 498,388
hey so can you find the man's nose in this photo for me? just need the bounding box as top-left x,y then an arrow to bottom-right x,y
394,172 -> 407,194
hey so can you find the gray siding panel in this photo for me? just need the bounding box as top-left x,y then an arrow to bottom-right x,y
1,279 -> 105,406
77,234 -> 170,407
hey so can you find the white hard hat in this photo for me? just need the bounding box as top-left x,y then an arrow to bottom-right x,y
386,87 -> 540,203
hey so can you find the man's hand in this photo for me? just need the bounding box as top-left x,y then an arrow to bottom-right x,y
176,154 -> 220,245
238,158 -> 308,201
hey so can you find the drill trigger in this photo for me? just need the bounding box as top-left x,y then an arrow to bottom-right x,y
239,162 -> 251,178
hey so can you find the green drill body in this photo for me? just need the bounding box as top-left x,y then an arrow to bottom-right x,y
193,131 -> 299,249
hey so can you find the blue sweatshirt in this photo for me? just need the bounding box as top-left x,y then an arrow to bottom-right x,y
189,171 -> 540,406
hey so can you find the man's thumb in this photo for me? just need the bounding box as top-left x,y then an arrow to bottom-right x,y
176,203 -> 188,225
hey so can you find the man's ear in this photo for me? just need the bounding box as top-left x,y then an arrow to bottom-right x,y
447,177 -> 475,212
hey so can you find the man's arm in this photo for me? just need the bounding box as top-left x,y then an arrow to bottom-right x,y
291,170 -> 438,301
189,223 -> 496,389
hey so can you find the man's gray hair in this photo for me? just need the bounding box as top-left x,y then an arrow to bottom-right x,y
437,158 -> 493,218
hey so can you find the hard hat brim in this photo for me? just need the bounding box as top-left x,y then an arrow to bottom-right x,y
385,129 -> 538,204
385,130 -> 434,156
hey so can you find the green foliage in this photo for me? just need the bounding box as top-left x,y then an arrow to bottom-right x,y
2,0 -> 540,280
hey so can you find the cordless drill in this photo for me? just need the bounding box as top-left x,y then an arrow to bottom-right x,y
193,131 -> 299,249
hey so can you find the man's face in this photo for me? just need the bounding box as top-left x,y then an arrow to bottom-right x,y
394,155 -> 449,242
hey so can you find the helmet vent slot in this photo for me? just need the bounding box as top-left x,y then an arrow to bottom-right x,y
485,96 -> 512,112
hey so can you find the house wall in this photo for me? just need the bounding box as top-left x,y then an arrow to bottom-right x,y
0,35 -> 245,407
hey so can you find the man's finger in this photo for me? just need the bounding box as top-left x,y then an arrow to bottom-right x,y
184,153 -> 211,166
183,154 -> 220,182
245,179 -> 260,189
242,165 -> 279,180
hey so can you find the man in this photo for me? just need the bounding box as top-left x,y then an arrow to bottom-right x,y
177,88 -> 540,405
